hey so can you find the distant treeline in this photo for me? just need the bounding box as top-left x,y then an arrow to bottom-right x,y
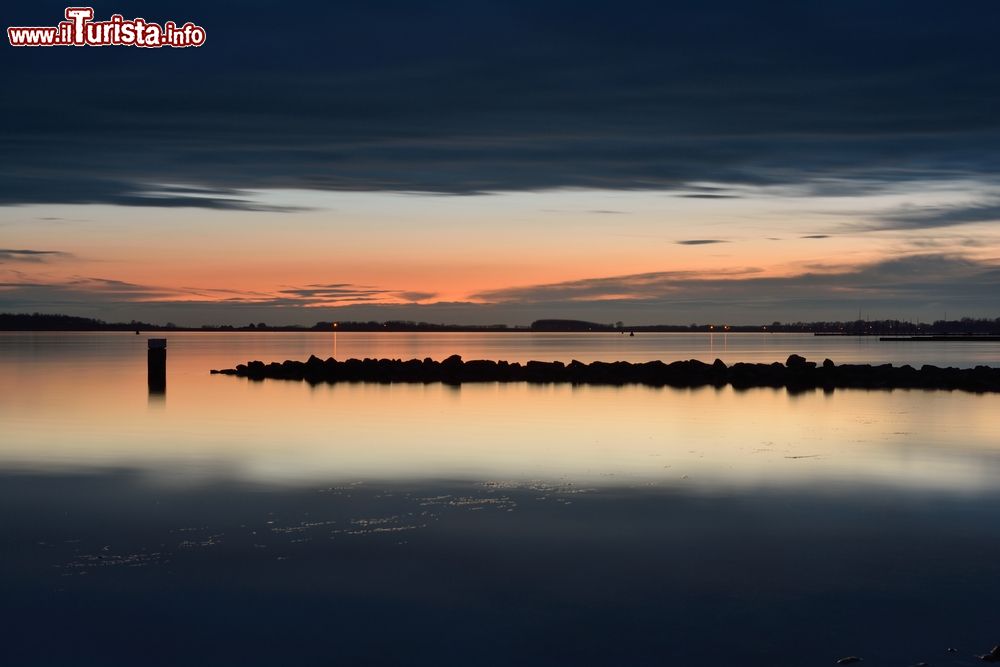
741,318 -> 1000,335
0,313 -> 163,331
0,313 -> 515,332
2,312 -> 999,335
533,318 -> 1000,334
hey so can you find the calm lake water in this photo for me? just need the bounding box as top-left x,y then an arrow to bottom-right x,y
2,332 -> 1000,666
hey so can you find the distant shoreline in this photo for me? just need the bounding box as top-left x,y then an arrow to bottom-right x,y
3,313 -> 999,335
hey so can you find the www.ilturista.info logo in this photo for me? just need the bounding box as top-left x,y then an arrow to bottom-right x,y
8,7 -> 206,48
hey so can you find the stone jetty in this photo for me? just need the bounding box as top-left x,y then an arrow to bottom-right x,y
210,354 -> 1000,393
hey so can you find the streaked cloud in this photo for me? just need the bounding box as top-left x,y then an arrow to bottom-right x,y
471,254 -> 1000,311
1,253 -> 996,324
4,1 -> 1000,207
678,194 -> 742,200
0,249 -> 71,263
0,275 -> 437,314
871,198 -> 1000,231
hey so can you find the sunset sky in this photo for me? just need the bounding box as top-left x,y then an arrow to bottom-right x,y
4,0 -> 1000,325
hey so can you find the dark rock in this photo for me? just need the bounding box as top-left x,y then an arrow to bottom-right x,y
209,354 -> 1000,393
439,354 -> 465,383
464,360 -> 498,381
786,354 -> 808,368
786,353 -> 817,370
979,645 -> 1000,662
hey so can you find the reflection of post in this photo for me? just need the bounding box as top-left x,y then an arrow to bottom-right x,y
148,338 -> 166,394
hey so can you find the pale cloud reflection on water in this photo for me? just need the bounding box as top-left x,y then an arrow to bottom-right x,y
2,333 -> 999,492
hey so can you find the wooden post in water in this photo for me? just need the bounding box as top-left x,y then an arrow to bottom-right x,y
148,338 -> 166,394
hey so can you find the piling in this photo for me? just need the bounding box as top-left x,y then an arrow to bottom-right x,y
148,338 -> 166,393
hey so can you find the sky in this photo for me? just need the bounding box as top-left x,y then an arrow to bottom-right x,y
3,0 -> 1000,326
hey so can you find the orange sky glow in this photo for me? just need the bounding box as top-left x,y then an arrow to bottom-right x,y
3,185 -> 1000,324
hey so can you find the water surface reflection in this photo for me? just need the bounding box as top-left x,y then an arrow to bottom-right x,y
3,333 -> 1000,665
3,473 -> 1000,666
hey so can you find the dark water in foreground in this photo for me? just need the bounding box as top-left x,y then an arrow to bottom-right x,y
5,475 -> 1000,667
2,333 -> 1000,665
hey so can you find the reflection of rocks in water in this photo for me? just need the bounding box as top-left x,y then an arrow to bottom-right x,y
317,481 -> 364,497
54,479 -> 626,577
417,494 -> 452,506
331,520 -> 425,537
482,479 -> 594,505
63,550 -> 166,573
270,519 -> 337,534
337,514 -> 423,536
178,533 -> 225,549
419,495 -> 517,511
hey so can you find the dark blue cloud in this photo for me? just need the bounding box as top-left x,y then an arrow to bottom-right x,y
679,194 -> 741,199
4,0 -> 1000,206
871,198 -> 1000,230
470,254 -> 1000,315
